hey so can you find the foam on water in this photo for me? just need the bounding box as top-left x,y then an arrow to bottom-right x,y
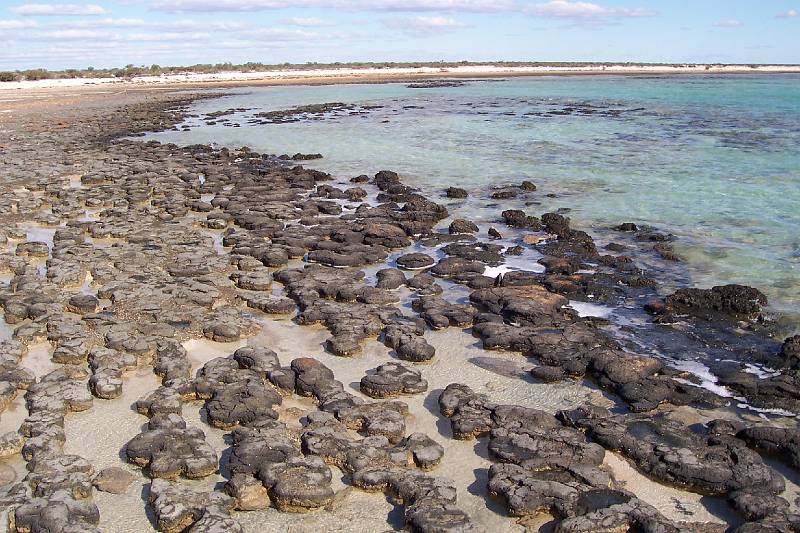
568,300 -> 614,318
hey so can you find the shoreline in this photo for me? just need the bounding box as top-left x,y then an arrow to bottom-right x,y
2,85 -> 800,532
2,63 -> 800,94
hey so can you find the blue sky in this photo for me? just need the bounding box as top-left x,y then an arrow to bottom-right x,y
0,1 -> 798,69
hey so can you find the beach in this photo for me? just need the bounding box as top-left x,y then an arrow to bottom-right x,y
1,76 -> 800,533
2,63 -> 800,95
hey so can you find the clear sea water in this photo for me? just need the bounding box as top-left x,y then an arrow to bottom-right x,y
149,75 -> 800,319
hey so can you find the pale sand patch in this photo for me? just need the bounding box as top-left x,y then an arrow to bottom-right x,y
0,315 -> 11,341
183,337 -> 247,374
20,342 -> 57,379
63,367 -> 161,533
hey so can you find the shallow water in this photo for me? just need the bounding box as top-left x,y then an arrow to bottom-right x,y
149,75 -> 800,318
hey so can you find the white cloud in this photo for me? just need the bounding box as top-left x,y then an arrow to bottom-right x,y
71,17 -> 146,28
383,15 -> 466,35
10,3 -> 110,16
150,0 -> 516,13
285,16 -> 334,26
359,0 -> 514,11
32,28 -> 114,39
162,19 -> 251,31
524,1 -> 656,20
776,9 -> 797,18
148,0 -> 655,22
0,19 -> 39,29
241,27 -> 319,40
714,19 -> 744,28
53,17 -> 250,32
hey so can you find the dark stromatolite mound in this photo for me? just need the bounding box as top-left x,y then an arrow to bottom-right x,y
445,186 -> 468,199
438,383 -> 496,440
449,219 -> 479,234
360,362 -> 428,398
232,346 -> 281,376
3,487 -> 101,533
382,318 -> 437,363
780,336 -> 800,369
125,414 -> 218,479
501,209 -> 541,229
396,252 -> 435,270
302,411 -> 444,473
189,352 -> 284,429
412,295 -> 476,330
275,264 -> 402,355
470,284 -> 569,327
135,386 -> 183,417
290,357 -> 410,441
655,284 -> 769,321
560,406 -> 784,496
149,478 -> 242,533
553,489 -> 688,533
736,425 -> 800,470
488,462 -> 613,519
205,380 -> 282,429
225,420 -> 334,512
728,489 -> 800,532
441,241 -> 504,265
375,267 -> 406,289
87,347 -> 136,399
488,405 -> 605,468
715,368 -> 800,414
252,102 -> 370,124
351,467 -> 478,532
259,454 -> 334,512
469,283 -> 725,412
439,386 -> 684,531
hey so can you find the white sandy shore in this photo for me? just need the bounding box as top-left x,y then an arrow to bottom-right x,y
2,63 -> 799,92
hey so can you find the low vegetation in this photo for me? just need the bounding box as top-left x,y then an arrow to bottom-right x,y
0,61 -> 782,82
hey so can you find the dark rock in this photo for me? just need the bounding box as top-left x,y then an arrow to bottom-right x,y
396,252 -> 435,270
125,415 -> 218,479
664,284 -> 768,320
501,210 -> 541,229
562,407 -> 784,496
445,187 -> 468,199
360,363 -> 428,398
449,219 -> 479,234
376,268 -> 406,289
615,222 -> 638,232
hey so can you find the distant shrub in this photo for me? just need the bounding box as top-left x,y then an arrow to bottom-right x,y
0,71 -> 21,82
22,68 -> 51,81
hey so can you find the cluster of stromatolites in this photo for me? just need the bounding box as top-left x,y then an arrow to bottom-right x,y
1,91 -> 799,533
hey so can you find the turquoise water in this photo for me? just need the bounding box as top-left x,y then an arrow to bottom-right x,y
150,75 -> 800,316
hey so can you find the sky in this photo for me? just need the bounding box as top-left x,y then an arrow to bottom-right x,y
0,1 -> 798,70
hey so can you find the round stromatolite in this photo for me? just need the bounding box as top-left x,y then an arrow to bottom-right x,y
125,416 -> 218,479
395,252 -> 435,270
258,455 -> 334,512
449,219 -> 479,234
445,187 -> 468,199
205,380 -> 282,429
66,294 -> 99,314
360,362 -> 428,398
